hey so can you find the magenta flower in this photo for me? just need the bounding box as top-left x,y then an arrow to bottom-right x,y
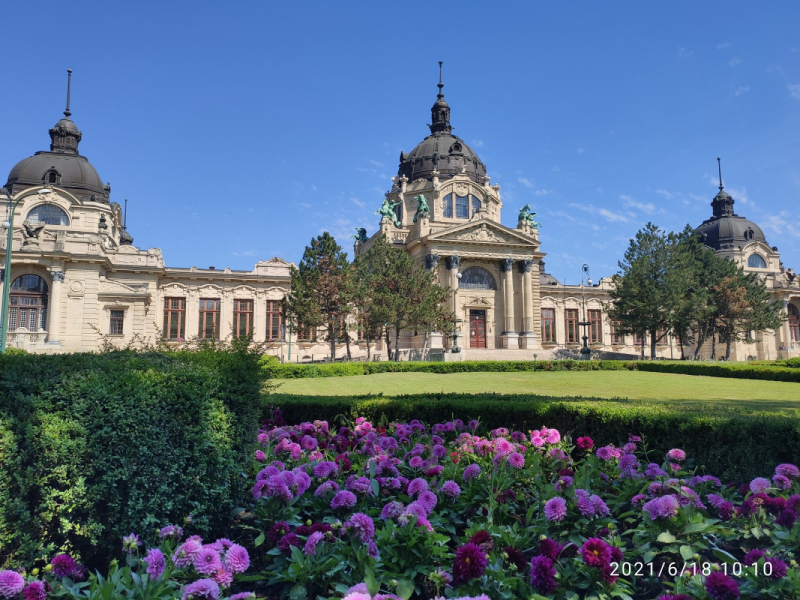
529,556 -> 557,594
144,548 -> 166,580
0,571 -> 25,599
462,463 -> 481,481
345,512 -> 375,543
172,540 -> 202,568
666,448 -> 686,462
441,480 -> 462,498
407,477 -> 429,497
581,538 -> 612,568
576,436 -> 594,450
193,546 -> 223,576
182,578 -> 220,600
254,450 -> 266,462
508,452 -> 525,468
304,531 -> 325,556
704,571 -> 740,600
452,543 -> 488,585
224,544 -> 250,574
544,496 -> 567,521
51,554 -> 78,578
381,501 -> 405,520
773,474 -> 791,490
23,581 -> 47,600
750,477 -> 771,493
775,463 -> 800,479
331,490 -> 357,509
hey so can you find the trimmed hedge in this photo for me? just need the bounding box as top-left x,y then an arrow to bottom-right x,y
0,346 -> 266,569
265,358 -> 800,383
268,392 -> 800,484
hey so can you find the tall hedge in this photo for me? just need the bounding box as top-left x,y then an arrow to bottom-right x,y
269,393 -> 800,483
0,345 -> 266,570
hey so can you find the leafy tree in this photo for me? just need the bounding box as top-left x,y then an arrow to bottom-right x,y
284,232 -> 350,361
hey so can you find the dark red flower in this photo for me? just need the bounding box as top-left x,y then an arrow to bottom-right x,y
538,537 -> 562,561
704,571 -> 740,600
453,543 -> 488,585
581,538 -> 612,569
450,451 -> 460,464
277,533 -> 302,554
577,437 -> 594,450
469,530 -> 494,552
503,546 -> 527,573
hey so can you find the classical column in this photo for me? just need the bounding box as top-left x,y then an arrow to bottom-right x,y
499,258 -> 518,348
518,259 -> 537,349
220,290 -> 233,340
47,270 -> 65,345
446,255 -> 461,349
426,254 -> 443,349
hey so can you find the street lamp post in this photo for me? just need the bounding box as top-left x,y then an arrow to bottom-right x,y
578,264 -> 593,359
1,187 -> 50,353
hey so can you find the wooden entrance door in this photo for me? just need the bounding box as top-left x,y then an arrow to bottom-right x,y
469,310 -> 487,348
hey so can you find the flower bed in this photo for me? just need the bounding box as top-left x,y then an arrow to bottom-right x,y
240,409 -> 800,599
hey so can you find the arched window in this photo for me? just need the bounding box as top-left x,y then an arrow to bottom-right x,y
471,195 -> 481,215
459,267 -> 497,290
393,201 -> 403,224
442,193 -> 453,218
26,204 -> 69,226
789,304 -> 800,343
747,254 -> 767,269
8,275 -> 48,331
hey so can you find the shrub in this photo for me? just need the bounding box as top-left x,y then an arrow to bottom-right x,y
268,393 -> 800,483
0,346 -> 267,570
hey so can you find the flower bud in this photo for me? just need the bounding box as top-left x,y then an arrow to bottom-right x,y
44,564 -> 53,573
306,519 -> 312,526
32,568 -> 39,576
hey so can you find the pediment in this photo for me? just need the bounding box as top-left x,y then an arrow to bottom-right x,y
427,220 -> 536,246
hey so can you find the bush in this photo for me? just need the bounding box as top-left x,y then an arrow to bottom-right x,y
0,345 -> 267,570
635,360 -> 800,383
268,392 -> 800,483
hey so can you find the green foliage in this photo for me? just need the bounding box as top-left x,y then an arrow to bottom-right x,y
269,392 -> 800,482
0,345 -> 267,570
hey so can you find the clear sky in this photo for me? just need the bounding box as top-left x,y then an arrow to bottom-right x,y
2,2 -> 799,283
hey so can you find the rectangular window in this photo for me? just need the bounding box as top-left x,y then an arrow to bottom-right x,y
635,332 -> 644,345
233,299 -> 254,339
588,309 -> 602,344
565,309 -> 579,344
656,327 -> 668,346
109,310 -> 124,335
266,300 -> 282,341
541,308 -> 555,343
163,297 -> 186,340
297,323 -> 318,342
455,195 -> 469,218
8,307 -> 17,330
611,320 -> 624,344
198,298 -> 221,339
443,194 -> 453,218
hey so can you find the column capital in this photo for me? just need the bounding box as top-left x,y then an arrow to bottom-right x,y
425,253 -> 441,270
51,270 -> 66,282
518,259 -> 533,274
500,258 -> 515,273
446,255 -> 461,270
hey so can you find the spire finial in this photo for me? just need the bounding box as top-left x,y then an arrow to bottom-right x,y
123,198 -> 128,229
64,68 -> 72,119
717,157 -> 723,191
437,61 -> 444,99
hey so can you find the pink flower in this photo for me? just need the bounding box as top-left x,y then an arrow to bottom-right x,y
544,497 -> 567,521
182,578 -> 220,600
224,544 -> 250,574
144,548 -> 166,580
0,571 -> 25,599
193,546 -> 223,576
23,581 -> 47,600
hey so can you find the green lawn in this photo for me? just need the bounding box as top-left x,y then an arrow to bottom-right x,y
276,370 -> 800,411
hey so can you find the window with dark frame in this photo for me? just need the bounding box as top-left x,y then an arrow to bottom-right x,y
565,309 -> 579,344
656,327 -> 668,346
297,323 -> 318,342
455,195 -> 469,218
266,300 -> 282,341
790,304 -> 800,342
109,310 -> 124,335
541,308 -> 555,343
9,275 -> 48,332
233,299 -> 254,339
163,297 -> 186,340
198,298 -> 221,339
588,309 -> 602,343
442,193 -> 453,218
611,320 -> 624,344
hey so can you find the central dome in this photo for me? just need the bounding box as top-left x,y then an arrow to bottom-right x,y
694,186 -> 767,251
397,67 -> 487,185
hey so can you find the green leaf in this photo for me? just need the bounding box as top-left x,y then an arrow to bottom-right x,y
682,522 -> 711,534
657,531 -> 677,543
289,584 -> 307,600
565,593 -> 580,600
364,565 -> 379,597
680,545 -> 694,561
712,549 -> 739,565
254,532 -> 265,547
369,459 -> 376,479
751,527 -> 763,539
396,579 -> 414,600
371,479 -> 380,498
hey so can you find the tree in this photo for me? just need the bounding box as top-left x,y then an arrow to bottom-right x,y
355,236 -> 454,361
284,232 -> 350,361
607,223 -> 683,359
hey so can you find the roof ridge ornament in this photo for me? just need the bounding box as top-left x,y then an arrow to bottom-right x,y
429,61 -> 452,134
64,68 -> 73,119
717,157 -> 723,191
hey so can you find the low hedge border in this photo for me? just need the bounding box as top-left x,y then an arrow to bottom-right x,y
263,358 -> 800,383
268,392 -> 800,483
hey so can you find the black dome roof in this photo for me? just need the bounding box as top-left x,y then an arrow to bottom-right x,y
694,186 -> 767,251
397,68 -> 487,185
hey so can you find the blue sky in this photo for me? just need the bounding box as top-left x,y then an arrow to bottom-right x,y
2,2 -> 799,283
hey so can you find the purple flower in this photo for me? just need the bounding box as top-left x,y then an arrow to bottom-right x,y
596,445 -> 620,461
469,420 -> 479,431
750,477 -> 771,493
314,480 -> 339,496
182,578 -> 220,600
576,494 -> 595,516
144,548 -> 166,580
304,531 -> 325,556
581,538 -> 612,568
278,533 -> 302,554
766,557 -> 787,579
122,533 -> 141,553
313,461 -> 338,479
381,501 -> 405,520
254,450 -> 266,462
590,494 -> 610,517
224,544 -> 250,574
452,543 -> 488,585
544,497 -> 567,521
643,495 -> 679,520
345,512 -> 376,543
331,490 -> 357,509
631,494 -> 648,506
645,463 -> 668,478
666,448 -> 686,462
172,540 -> 202,568
193,546 -> 223,576
51,554 -> 78,578
619,454 -> 640,478
0,571 -> 25,599
776,508 -> 797,528
229,594 -> 255,600
367,539 -> 380,560
441,480 -> 462,498
704,571 -> 740,600
773,474 -> 792,490
508,452 -> 525,469
417,491 -> 438,513
347,476 -> 372,495
529,556 -> 557,594
159,524 -> 184,540
407,477 -> 429,497
23,581 -> 47,600
463,463 -> 481,481
775,463 -> 800,479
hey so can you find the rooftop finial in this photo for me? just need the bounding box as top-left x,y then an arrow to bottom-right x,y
717,157 -> 723,191
64,68 -> 72,119
437,61 -> 444,99
123,198 -> 128,229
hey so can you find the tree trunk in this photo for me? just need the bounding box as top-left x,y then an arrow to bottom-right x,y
329,322 -> 336,361
422,331 -> 429,360
366,333 -> 371,360
384,327 -> 392,361
710,318 -> 717,360
650,329 -> 657,359
640,334 -> 645,360
394,324 -> 401,362
678,332 -> 685,360
345,329 -> 352,360
725,327 -> 732,360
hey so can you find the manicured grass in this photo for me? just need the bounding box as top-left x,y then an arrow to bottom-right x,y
276,370 -> 800,411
